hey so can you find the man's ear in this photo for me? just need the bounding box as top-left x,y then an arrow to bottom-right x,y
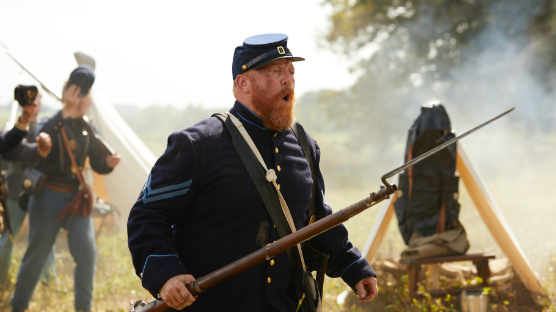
235,74 -> 251,94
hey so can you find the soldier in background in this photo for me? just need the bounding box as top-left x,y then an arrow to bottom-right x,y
0,85 -> 54,288
0,85 -> 43,241
11,67 -> 120,312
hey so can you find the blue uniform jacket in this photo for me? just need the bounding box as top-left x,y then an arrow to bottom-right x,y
128,101 -> 376,311
3,122 -> 44,200
0,126 -> 28,154
36,110 -> 113,185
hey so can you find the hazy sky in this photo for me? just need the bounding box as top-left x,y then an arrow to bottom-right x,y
0,0 -> 357,110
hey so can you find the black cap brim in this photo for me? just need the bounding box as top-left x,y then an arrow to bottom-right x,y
252,56 -> 305,69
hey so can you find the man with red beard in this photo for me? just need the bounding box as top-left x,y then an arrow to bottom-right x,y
128,33 -> 378,312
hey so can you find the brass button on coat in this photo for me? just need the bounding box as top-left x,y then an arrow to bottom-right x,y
277,165 -> 281,172
270,259 -> 275,266
267,277 -> 271,283
275,147 -> 279,154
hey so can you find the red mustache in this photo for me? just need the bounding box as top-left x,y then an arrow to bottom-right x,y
279,86 -> 295,102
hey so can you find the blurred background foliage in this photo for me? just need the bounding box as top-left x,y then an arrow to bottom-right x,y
116,0 -> 556,284
120,0 -> 556,190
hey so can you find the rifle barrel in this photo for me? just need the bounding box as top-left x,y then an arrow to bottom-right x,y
381,107 -> 515,186
5,51 -> 63,102
189,189 -> 393,296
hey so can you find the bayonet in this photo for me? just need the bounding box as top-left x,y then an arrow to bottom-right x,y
380,107 -> 515,193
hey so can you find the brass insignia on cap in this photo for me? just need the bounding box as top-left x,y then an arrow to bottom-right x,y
242,65 -> 247,70
23,179 -> 32,189
26,89 -> 37,100
277,46 -> 285,55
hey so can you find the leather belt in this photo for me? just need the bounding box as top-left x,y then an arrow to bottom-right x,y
45,183 -> 79,193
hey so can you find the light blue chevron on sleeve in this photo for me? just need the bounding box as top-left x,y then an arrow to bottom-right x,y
141,173 -> 192,204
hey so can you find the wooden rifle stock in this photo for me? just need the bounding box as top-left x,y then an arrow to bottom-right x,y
129,185 -> 395,312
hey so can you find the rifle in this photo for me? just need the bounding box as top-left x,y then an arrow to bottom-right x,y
1,41 -> 96,103
129,108 -> 514,312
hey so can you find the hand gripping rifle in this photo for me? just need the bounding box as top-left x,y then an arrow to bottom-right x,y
130,108 -> 515,312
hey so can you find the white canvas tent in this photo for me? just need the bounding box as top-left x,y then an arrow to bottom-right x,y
362,142 -> 544,295
73,51 -> 157,227
85,92 -> 156,227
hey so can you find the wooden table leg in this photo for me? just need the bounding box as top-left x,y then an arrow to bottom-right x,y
408,264 -> 420,298
473,259 -> 491,286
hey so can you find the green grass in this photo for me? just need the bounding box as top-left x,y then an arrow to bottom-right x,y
1,196 -> 555,311
0,226 -> 152,312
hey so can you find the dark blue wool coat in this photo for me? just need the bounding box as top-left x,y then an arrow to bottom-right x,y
128,101 -> 375,311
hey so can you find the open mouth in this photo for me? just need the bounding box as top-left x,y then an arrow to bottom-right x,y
277,87 -> 294,105
281,92 -> 292,104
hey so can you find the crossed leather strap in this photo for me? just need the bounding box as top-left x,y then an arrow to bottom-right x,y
56,127 -> 93,221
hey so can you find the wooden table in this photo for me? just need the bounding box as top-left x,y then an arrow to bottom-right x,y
401,253 -> 496,298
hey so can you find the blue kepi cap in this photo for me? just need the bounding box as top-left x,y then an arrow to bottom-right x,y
232,33 -> 304,79
68,65 -> 95,96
